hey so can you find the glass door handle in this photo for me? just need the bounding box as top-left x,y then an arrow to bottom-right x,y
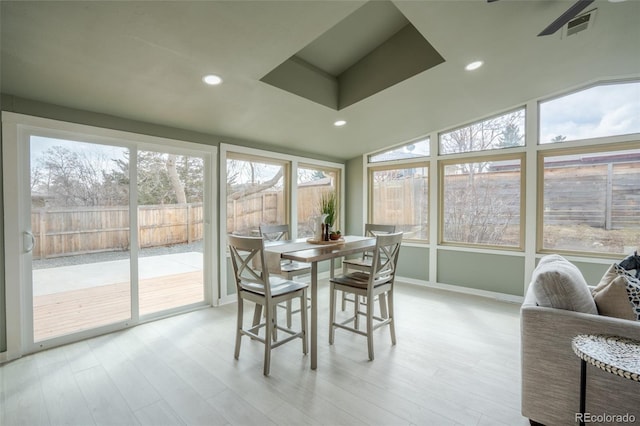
24,231 -> 36,253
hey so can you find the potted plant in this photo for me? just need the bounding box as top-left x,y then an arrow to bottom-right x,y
330,230 -> 341,240
319,191 -> 337,240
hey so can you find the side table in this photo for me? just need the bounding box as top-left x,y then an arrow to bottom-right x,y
571,334 -> 640,426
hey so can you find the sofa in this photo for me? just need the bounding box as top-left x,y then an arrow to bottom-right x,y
521,255 -> 640,426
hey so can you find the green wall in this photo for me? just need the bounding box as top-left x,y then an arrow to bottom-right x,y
344,156 -> 364,236
438,250 -> 525,296
397,245 -> 429,281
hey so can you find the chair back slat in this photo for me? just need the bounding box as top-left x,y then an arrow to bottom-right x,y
364,223 -> 396,237
362,224 -> 396,260
259,224 -> 290,241
369,232 -> 403,287
228,234 -> 272,298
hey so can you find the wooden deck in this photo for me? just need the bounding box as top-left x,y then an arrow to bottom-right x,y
33,271 -> 204,342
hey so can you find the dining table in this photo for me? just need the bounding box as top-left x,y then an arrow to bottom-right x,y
264,235 -> 376,370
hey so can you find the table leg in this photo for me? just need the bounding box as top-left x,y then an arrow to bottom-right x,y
311,261 -> 318,370
579,359 -> 586,426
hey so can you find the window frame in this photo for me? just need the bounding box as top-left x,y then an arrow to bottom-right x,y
368,136 -> 430,163
297,163 -> 342,235
438,152 -> 526,251
536,141 -> 640,258
537,79 -> 640,145
438,107 -> 526,155
225,151 -> 291,236
368,158 -> 429,243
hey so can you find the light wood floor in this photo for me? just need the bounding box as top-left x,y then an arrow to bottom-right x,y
1,280 -> 529,426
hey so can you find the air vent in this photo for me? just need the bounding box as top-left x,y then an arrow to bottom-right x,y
565,9 -> 596,36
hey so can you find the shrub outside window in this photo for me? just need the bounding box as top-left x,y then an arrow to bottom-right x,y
226,154 -> 287,236
439,109 -> 525,154
539,145 -> 640,255
370,164 -> 428,241
441,155 -> 523,248
539,81 -> 640,144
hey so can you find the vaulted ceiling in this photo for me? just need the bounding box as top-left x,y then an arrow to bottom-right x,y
1,0 -> 639,161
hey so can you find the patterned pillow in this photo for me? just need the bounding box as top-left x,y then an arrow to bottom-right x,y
592,264 -> 640,321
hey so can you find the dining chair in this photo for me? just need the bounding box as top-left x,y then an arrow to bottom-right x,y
329,231 -> 402,361
259,224 -> 311,328
228,234 -> 308,375
341,224 -> 397,318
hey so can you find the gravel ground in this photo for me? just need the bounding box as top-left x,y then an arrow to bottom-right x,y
33,241 -> 203,270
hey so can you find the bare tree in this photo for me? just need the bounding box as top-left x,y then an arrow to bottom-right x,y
31,145 -> 122,207
166,154 -> 187,204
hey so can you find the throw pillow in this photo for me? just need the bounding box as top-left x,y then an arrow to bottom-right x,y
592,263 -> 640,321
531,254 -> 598,314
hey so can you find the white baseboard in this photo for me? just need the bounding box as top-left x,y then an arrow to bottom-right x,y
397,275 -> 524,304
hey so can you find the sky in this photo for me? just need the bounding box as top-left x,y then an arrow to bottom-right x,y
539,81 -> 640,143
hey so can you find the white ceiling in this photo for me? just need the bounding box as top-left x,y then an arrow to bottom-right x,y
1,0 -> 639,161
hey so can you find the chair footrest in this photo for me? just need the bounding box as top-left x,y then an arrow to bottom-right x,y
333,322 -> 368,337
271,331 -> 304,349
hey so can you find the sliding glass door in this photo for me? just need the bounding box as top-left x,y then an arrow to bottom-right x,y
137,150 -> 205,316
30,137 -> 132,341
29,141 -> 210,342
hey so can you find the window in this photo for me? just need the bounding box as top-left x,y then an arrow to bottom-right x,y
539,81 -> 640,144
297,165 -> 340,237
441,155 -> 523,248
439,109 -> 525,154
539,145 -> 640,255
226,154 -> 287,236
370,164 -> 428,241
369,138 -> 430,163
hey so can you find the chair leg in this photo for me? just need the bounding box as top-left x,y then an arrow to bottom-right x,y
272,308 -> 278,342
329,283 -> 336,345
286,299 -> 293,329
366,297 -> 374,361
354,296 -> 360,330
388,290 -> 396,345
252,304 -> 262,328
378,293 -> 388,319
264,303 -> 273,376
235,298 -> 243,359
341,264 -> 348,311
301,291 -> 308,354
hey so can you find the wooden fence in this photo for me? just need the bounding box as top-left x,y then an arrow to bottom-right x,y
226,184 -> 336,236
31,203 -> 203,259
544,162 -> 640,229
32,161 -> 639,258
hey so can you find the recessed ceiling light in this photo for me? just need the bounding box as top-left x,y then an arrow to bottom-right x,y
465,61 -> 483,71
334,120 -> 347,127
202,74 -> 223,85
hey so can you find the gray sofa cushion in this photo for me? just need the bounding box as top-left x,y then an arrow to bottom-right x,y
531,254 -> 598,314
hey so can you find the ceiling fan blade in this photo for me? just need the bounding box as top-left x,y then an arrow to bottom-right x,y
538,0 -> 595,36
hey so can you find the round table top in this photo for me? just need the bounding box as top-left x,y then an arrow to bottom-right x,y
572,334 -> 640,382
